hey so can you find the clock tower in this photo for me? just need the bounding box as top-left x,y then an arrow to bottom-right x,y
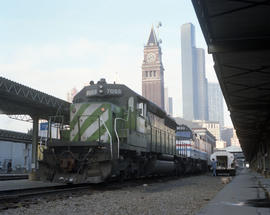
142,27 -> 165,109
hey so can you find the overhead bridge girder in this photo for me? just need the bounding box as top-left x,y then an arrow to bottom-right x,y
0,76 -> 71,124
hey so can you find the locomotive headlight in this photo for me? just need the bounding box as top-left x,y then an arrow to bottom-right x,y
99,85 -> 103,89
98,89 -> 104,94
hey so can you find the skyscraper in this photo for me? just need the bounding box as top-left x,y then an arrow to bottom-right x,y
181,23 -> 208,121
208,82 -> 224,127
168,97 -> 173,116
164,87 -> 173,116
142,27 -> 165,109
221,127 -> 233,146
164,87 -> 169,112
181,23 -> 196,120
196,48 -> 209,120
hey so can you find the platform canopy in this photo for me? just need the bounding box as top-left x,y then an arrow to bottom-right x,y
0,77 -> 70,124
192,0 -> 270,161
0,129 -> 32,144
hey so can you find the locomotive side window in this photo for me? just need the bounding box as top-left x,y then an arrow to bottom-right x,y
143,103 -> 147,117
137,102 -> 144,117
136,102 -> 147,133
137,102 -> 147,118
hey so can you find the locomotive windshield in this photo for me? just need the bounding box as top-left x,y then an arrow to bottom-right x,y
176,124 -> 193,140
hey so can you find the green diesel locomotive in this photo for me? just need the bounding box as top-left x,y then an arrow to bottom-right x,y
39,79 -> 194,183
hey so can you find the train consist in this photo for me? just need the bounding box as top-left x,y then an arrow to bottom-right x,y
38,79 -> 213,184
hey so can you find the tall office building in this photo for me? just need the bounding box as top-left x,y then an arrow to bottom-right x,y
208,82 -> 224,127
196,48 -> 209,120
164,87 -> 173,116
142,27 -> 165,109
194,120 -> 221,141
221,127 -> 233,146
168,97 -> 173,116
164,87 -> 169,112
181,23 -> 196,120
231,129 -> 240,147
181,23 -> 208,121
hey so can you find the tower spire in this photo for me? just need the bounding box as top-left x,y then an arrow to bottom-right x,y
142,26 -> 165,109
147,26 -> 158,45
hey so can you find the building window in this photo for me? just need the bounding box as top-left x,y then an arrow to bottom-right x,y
145,71 -> 148,77
153,71 -> 156,76
150,71 -> 152,77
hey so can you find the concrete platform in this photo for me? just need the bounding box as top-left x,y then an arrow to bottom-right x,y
197,168 -> 270,215
0,179 -> 61,192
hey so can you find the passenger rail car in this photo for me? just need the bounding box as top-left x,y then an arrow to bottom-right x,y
38,79 -> 209,184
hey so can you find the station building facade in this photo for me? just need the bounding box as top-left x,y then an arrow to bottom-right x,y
0,141 -> 31,173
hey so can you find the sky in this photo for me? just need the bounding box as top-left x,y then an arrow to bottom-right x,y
0,0 -> 232,132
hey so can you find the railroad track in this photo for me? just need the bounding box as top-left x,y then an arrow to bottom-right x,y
0,183 -> 92,201
0,176 -> 167,211
0,174 -> 28,181
0,174 -> 199,211
0,183 -> 93,210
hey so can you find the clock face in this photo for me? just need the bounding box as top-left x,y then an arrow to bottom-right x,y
146,53 -> 156,63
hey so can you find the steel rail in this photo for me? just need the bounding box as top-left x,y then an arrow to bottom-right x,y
0,184 -> 92,201
0,174 -> 28,181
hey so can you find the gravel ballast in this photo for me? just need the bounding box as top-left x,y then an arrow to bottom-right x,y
3,174 -> 227,215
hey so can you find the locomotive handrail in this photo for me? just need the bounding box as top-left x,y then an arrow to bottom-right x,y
99,116 -> 113,159
114,109 -> 130,159
114,118 -> 127,159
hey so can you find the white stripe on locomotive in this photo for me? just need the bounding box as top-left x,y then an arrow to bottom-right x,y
81,109 -> 109,142
70,103 -> 102,140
